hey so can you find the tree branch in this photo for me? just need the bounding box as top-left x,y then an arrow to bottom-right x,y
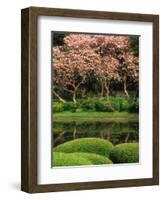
53,90 -> 66,103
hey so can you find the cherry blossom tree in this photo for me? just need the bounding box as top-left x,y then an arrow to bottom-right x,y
53,34 -> 139,101
90,35 -> 138,98
53,46 -> 101,103
115,51 -> 139,97
63,34 -> 124,97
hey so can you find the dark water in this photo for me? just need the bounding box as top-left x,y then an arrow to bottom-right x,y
53,121 -> 139,147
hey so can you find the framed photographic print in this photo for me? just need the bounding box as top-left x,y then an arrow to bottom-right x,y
21,7 -> 159,193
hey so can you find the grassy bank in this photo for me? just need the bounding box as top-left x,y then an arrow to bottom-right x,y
53,111 -> 139,122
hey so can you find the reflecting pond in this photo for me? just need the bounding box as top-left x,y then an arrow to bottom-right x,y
53,121 -> 139,148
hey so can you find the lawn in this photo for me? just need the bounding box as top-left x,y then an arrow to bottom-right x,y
53,111 -> 139,122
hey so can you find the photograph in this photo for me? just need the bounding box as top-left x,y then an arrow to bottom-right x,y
52,32 -> 139,167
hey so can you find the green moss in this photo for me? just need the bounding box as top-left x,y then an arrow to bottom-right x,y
110,143 -> 139,163
54,137 -> 114,157
53,152 -> 112,167
70,152 -> 112,164
53,152 -> 92,166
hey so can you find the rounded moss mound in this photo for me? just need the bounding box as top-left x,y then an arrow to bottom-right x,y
110,143 -> 139,163
69,152 -> 113,165
54,138 -> 114,157
53,152 -> 112,167
53,152 -> 92,167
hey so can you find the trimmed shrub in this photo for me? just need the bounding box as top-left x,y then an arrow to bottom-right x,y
110,143 -> 139,163
72,152 -> 113,164
53,102 -> 64,112
53,152 -> 113,167
53,152 -> 92,166
55,137 -> 114,157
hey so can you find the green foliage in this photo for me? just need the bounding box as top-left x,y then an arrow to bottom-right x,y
53,102 -> 64,112
110,143 -> 139,163
128,98 -> 139,113
81,99 -> 96,111
120,99 -> 130,111
53,33 -> 69,46
81,98 -> 115,112
109,97 -> 121,111
53,152 -> 92,166
54,137 -> 114,157
109,96 -> 131,112
63,101 -> 77,112
53,152 -> 113,166
108,97 -> 139,113
53,101 -> 81,112
130,36 -> 139,56
95,100 -> 114,112
53,97 -> 139,113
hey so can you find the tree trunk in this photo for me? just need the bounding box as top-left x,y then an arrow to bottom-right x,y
53,131 -> 65,146
53,91 -> 66,103
125,133 -> 130,143
71,80 -> 84,103
104,81 -> 110,97
72,90 -> 77,103
100,83 -> 104,97
123,76 -> 129,98
73,126 -> 77,139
